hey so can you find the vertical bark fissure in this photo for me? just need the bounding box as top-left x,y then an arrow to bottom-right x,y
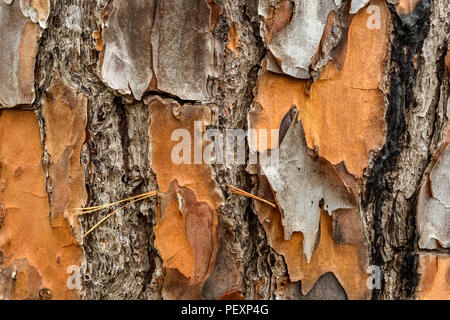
204,0 -> 284,299
28,0 -> 160,299
362,0 -> 449,299
363,1 -> 431,299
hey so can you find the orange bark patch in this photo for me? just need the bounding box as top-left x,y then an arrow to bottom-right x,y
148,98 -> 221,285
264,0 -> 294,43
396,0 -> 420,15
92,31 -> 103,51
42,78 -> 88,240
418,254 -> 450,300
271,1 -> 294,35
207,0 -> 222,32
251,0 -> 389,178
155,198 -> 194,279
218,290 -> 244,300
170,182 -> 215,284
0,111 -> 82,299
255,175 -> 370,300
227,22 -> 241,52
30,0 -> 50,23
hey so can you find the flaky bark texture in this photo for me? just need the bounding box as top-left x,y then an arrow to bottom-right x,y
0,0 -> 448,300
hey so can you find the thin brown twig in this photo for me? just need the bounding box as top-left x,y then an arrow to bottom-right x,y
226,184 -> 277,208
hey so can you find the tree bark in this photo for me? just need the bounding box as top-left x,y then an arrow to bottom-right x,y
0,0 -> 448,300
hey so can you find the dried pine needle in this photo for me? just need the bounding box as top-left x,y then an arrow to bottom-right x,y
80,185 -> 275,238
83,201 -> 133,238
74,190 -> 158,216
77,190 -> 158,238
226,184 -> 276,208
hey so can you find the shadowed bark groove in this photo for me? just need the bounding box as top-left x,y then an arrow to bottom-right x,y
362,0 -> 449,299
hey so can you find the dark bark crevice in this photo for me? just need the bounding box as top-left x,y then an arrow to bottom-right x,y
362,0 -> 449,299
31,0 -> 160,299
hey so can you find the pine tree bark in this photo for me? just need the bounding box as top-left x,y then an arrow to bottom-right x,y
0,0 -> 448,300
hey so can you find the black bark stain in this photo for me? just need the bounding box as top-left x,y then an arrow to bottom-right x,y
362,1 -> 431,299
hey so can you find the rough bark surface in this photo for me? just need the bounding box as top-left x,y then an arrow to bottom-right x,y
0,0 -> 448,300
